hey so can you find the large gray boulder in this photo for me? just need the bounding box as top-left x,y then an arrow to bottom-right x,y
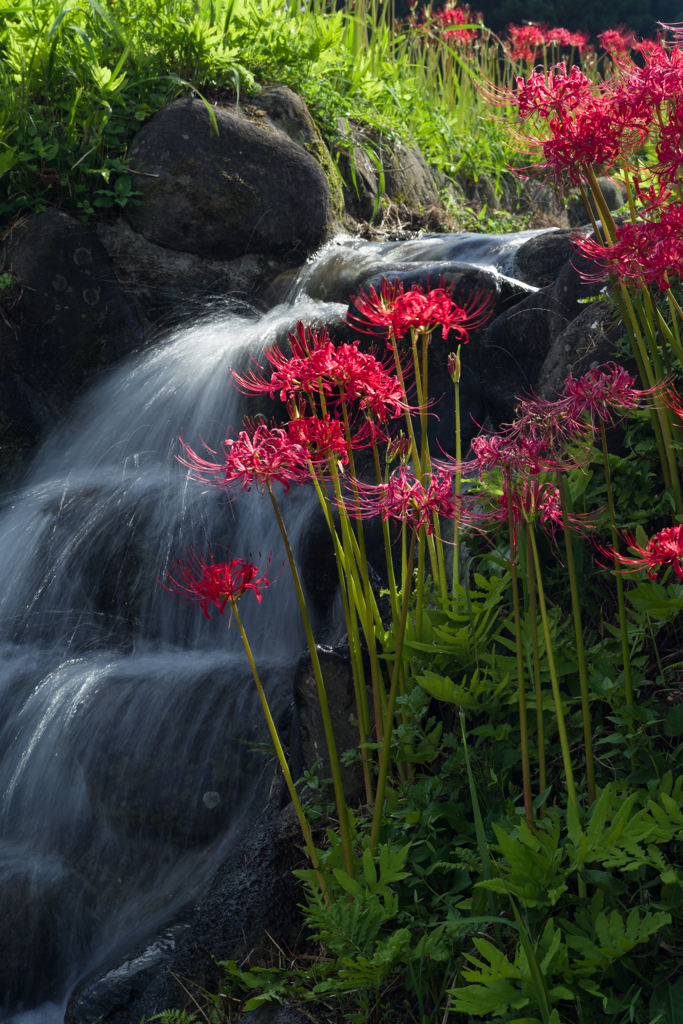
479,238 -> 608,427
96,219 -> 291,327
125,98 -> 335,261
1,209 -> 143,415
64,802 -> 310,1022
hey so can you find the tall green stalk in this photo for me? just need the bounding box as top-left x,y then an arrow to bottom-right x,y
556,471 -> 596,805
527,524 -> 580,821
267,480 -> 355,877
507,506 -> 533,824
599,421 -> 634,707
527,524 -> 546,815
452,346 -> 463,598
370,528 -> 418,853
232,603 -> 327,896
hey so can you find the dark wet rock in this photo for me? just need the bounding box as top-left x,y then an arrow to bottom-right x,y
290,645 -> 369,806
129,802 -> 308,1017
0,209 -> 143,418
240,1003 -> 313,1024
499,180 -> 570,229
65,925 -> 188,1024
335,118 -> 381,223
508,229 -> 580,289
75,671 -> 269,846
460,171 -> 500,213
334,121 -> 440,221
379,137 -> 440,209
567,176 -> 625,227
96,219 -> 290,328
0,370 -> 56,492
536,300 -> 627,399
479,246 -> 608,427
125,98 -> 334,261
0,853 -> 92,1008
253,85 -> 344,222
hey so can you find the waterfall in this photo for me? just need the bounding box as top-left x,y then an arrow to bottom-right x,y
0,229 -> 545,1019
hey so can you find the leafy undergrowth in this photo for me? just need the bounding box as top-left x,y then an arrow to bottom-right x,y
0,0 -> 544,233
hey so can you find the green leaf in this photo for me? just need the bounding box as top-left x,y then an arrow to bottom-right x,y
650,976 -> 683,1024
664,703 -> 683,737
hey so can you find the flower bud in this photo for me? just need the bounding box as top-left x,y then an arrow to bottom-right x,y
448,346 -> 462,383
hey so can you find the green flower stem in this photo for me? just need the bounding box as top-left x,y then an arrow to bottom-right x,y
660,295 -> 683,367
232,602 -> 327,896
585,164 -> 617,243
342,404 -> 389,746
508,505 -> 533,825
633,288 -> 665,380
431,510 -> 449,601
389,340 -> 421,479
452,370 -> 462,599
612,286 -> 672,489
460,710 -> 500,929
528,524 -> 580,820
372,440 -> 399,629
617,283 -> 682,510
599,421 -> 634,707
556,471 -> 596,806
527,524 -> 546,816
308,466 -> 374,800
420,330 -> 430,473
415,525 -> 426,641
267,481 -> 355,877
370,527 -> 419,853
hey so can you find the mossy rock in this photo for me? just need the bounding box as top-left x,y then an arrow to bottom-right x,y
125,98 -> 334,261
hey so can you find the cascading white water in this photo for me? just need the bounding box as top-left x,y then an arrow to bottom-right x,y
0,229 -> 544,1019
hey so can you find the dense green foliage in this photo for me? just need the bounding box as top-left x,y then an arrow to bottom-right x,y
0,0 -> 527,230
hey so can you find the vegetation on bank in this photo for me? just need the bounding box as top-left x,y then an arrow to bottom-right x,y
144,24 -> 683,1024
0,0 -> 664,236
10,1 -> 683,1020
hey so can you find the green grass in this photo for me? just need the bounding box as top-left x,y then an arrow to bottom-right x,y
0,0 -> 523,228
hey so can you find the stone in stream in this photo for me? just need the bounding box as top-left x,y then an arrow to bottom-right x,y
64,801 -> 310,1023
124,98 -> 335,262
479,237 -> 609,428
0,209 -> 143,414
0,209 -> 143,490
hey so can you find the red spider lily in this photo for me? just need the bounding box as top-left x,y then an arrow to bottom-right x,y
633,38 -> 663,58
286,415 -> 351,466
429,3 -> 479,43
540,103 -> 641,184
598,27 -> 636,52
233,325 -> 406,422
503,64 -> 647,183
656,105 -> 683,182
562,363 -> 657,426
484,476 -> 595,553
178,422 -> 311,494
344,467 -> 462,533
613,46 -> 683,119
598,524 -> 683,579
574,206 -> 683,290
546,27 -> 590,51
469,433 -> 551,475
509,393 -> 591,451
159,549 -> 271,619
350,278 -> 493,342
506,23 -> 546,63
513,64 -> 597,120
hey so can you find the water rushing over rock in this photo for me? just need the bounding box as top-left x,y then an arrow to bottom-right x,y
0,229 -> 552,1017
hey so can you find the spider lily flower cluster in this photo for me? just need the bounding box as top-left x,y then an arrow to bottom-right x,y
158,259 -> 681,897
489,38 -> 683,516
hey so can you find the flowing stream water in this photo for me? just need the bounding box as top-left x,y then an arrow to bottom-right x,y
0,229 -> 544,1019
